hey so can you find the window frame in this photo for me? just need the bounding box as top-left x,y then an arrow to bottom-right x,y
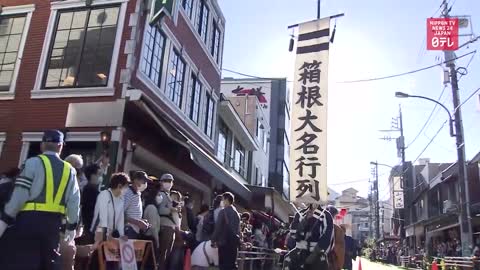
41,5 -> 121,90
232,138 -> 246,177
140,24 -> 166,88
166,49 -> 186,108
188,73 -> 202,124
0,4 -> 35,100
0,132 -> 5,158
31,0 -> 128,99
217,119 -> 228,164
178,0 -> 223,72
181,0 -> 195,20
210,19 -> 221,63
204,91 -> 215,138
196,0 -> 209,44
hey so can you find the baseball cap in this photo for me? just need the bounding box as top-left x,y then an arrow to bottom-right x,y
132,171 -> 151,182
160,173 -> 174,182
42,130 -> 64,143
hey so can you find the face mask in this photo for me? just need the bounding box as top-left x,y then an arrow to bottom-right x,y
163,182 -> 173,191
138,182 -> 147,192
155,195 -> 163,205
220,201 -> 225,208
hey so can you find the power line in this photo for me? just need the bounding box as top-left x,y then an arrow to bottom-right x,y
405,50 -> 476,148
222,68 -> 292,82
405,85 -> 447,149
337,50 -> 476,84
455,87 -> 480,112
412,120 -> 447,164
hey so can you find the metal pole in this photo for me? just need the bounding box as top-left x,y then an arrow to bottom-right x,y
442,0 -> 473,256
399,106 -> 406,240
317,0 -> 320,19
449,58 -> 473,256
375,161 -> 380,240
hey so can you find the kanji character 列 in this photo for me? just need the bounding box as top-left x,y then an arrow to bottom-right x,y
296,179 -> 320,201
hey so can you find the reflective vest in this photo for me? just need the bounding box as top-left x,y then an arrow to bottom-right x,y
21,154 -> 71,214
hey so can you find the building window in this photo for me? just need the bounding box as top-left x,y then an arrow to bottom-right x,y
255,166 -> 259,185
43,6 -> 120,88
261,174 -> 266,187
204,92 -> 215,138
217,120 -> 228,163
189,74 -> 202,124
210,19 -> 221,63
256,119 -> 260,138
0,15 -> 26,92
232,139 -> 246,176
196,0 -> 209,43
181,0 -> 195,20
140,24 -> 166,87
167,49 -> 186,108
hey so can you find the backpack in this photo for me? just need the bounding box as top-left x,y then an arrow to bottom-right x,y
202,209 -> 215,236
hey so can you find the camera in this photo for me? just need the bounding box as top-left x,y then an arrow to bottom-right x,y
172,201 -> 178,207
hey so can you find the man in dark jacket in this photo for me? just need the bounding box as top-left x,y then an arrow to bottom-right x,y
211,192 -> 241,270
341,225 -> 357,270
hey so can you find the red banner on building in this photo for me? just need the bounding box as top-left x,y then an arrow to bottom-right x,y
427,18 -> 459,51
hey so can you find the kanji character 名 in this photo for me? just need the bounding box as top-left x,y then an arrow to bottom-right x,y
295,132 -> 319,155
298,60 -> 321,85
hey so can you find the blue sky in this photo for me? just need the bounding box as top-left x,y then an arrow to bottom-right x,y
218,0 -> 480,198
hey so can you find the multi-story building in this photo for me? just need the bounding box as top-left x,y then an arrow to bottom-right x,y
399,156 -> 480,255
333,188 -> 369,240
220,78 -> 290,198
0,0 -> 254,206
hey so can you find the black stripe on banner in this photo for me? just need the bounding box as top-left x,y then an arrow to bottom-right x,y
298,28 -> 330,41
296,42 -> 329,54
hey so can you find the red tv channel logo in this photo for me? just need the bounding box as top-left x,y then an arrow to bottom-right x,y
427,18 -> 459,51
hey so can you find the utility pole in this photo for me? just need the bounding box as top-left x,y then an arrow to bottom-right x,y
398,106 -> 406,240
442,0 -> 473,256
373,161 -> 380,240
317,0 -> 321,19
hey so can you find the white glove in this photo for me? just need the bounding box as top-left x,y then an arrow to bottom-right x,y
0,220 -> 7,238
64,230 -> 76,244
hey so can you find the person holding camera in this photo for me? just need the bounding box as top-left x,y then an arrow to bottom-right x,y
91,173 -> 130,248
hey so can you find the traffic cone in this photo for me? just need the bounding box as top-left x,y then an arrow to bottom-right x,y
431,260 -> 438,270
358,257 -> 362,270
183,248 -> 191,270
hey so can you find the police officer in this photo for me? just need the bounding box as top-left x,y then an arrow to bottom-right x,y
0,130 -> 81,270
283,204 -> 335,270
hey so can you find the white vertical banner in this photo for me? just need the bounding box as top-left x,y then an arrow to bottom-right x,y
290,18 -> 330,204
392,176 -> 404,209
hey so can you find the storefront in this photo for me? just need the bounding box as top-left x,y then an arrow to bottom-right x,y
425,214 -> 460,256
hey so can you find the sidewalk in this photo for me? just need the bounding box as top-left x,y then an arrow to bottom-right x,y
353,258 -> 419,270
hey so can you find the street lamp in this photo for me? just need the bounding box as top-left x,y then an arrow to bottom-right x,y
395,92 -> 455,137
395,90 -> 473,255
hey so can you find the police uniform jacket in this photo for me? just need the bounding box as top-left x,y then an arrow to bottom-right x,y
2,151 -> 80,229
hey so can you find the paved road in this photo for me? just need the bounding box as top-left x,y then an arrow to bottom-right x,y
352,258 -> 405,270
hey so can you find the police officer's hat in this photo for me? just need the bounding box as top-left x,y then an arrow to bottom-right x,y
160,173 -> 174,182
42,130 -> 65,144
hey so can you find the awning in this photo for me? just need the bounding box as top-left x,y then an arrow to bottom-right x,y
188,140 -> 252,201
246,185 -> 295,222
126,89 -> 252,201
